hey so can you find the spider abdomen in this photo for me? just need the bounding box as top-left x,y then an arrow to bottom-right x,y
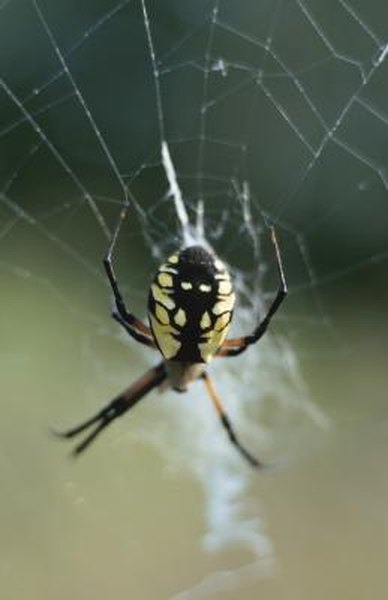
148,245 -> 235,363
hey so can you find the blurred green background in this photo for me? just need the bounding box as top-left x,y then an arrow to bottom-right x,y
1,1 -> 388,599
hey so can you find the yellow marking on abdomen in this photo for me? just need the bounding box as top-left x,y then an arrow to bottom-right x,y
149,314 -> 181,360
151,284 -> 175,310
174,308 -> 187,327
158,272 -> 173,288
212,293 -> 235,315
199,283 -> 212,292
159,264 -> 178,275
155,303 -> 170,325
214,313 -> 231,331
200,311 -> 211,330
218,280 -> 232,295
181,281 -> 192,290
199,325 -> 230,363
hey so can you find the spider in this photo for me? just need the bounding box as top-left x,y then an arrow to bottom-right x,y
56,215 -> 287,469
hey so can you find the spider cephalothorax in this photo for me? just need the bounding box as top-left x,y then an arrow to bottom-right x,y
56,226 -> 287,469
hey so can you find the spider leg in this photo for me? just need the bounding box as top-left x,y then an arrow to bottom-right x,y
201,372 -> 264,469
54,362 -> 166,456
218,226 -> 287,358
103,207 -> 155,348
112,312 -> 155,348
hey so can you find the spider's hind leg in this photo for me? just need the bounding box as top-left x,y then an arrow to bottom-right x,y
54,362 -> 166,456
201,372 -> 264,469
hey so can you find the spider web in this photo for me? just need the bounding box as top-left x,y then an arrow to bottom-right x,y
1,1 -> 388,599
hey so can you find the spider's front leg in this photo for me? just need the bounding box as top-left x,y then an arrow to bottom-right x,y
202,372 -> 264,469
218,226 -> 287,358
103,253 -> 155,348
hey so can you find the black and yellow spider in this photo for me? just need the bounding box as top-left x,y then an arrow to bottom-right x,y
57,222 -> 287,469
